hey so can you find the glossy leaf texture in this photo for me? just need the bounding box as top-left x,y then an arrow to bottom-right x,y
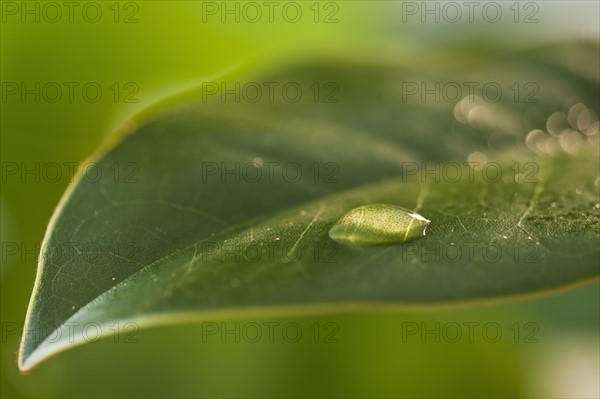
20,42 -> 600,371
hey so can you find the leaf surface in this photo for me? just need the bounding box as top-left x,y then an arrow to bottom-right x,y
20,43 -> 600,371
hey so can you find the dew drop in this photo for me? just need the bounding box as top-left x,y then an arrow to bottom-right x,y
328,204 -> 431,248
252,157 -> 264,168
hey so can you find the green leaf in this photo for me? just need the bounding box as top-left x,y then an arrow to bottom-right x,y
20,43 -> 600,371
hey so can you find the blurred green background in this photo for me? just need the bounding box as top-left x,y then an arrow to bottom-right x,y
1,1 -> 599,397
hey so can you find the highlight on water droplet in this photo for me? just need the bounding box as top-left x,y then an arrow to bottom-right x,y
328,204 -> 431,248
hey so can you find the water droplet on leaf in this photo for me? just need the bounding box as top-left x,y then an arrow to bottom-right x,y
329,204 -> 430,247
